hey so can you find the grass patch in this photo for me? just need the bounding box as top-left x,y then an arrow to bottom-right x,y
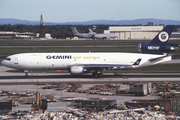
0,39 -> 180,56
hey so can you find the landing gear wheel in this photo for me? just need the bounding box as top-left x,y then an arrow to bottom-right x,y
92,72 -> 103,77
24,70 -> 28,77
99,73 -> 103,77
92,72 -> 98,77
25,73 -> 28,77
92,72 -> 96,76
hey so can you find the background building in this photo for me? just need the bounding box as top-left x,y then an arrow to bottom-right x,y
104,26 -> 163,40
40,14 -> 44,26
171,32 -> 180,39
0,32 -> 34,39
148,22 -> 154,26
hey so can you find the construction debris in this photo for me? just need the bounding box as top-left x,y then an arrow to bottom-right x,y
1,107 -> 180,120
3,96 -> 20,107
22,98 -> 36,104
81,99 -> 117,111
0,101 -> 12,110
41,94 -> 56,102
1,82 -> 180,119
31,89 -> 48,112
125,99 -> 160,108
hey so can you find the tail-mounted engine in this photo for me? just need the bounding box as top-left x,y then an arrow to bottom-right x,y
138,43 -> 179,54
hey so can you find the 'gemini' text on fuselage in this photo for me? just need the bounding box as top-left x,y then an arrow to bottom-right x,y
46,55 -> 71,59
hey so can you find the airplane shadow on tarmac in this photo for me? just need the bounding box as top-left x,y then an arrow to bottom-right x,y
0,74 -> 121,79
1,70 -> 180,80
1,69 -> 180,79
0,69 -> 129,79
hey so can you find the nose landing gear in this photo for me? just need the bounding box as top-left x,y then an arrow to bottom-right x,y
24,70 -> 28,77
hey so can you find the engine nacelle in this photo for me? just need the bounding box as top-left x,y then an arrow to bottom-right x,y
70,66 -> 84,75
138,43 -> 179,54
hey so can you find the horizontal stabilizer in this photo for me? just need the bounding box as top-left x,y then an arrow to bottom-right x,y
148,55 -> 171,63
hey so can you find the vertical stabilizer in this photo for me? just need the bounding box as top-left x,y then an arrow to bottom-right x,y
89,28 -> 94,34
70,27 -> 79,34
149,25 -> 175,44
88,28 -> 96,35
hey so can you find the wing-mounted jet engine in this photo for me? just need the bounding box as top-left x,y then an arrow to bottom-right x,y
138,25 -> 179,54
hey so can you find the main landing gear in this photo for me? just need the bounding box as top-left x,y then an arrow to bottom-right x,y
92,70 -> 103,77
24,70 -> 28,77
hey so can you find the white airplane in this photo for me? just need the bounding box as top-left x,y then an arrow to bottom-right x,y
1,25 -> 179,77
88,28 -> 118,39
71,27 -> 118,39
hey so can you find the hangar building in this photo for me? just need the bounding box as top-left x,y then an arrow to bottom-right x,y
104,26 -> 163,40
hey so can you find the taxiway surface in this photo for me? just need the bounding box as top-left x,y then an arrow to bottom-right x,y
0,65 -> 180,84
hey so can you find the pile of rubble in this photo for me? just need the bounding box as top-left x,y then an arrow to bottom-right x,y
68,83 -> 121,95
1,107 -> 180,120
40,82 -> 123,96
40,82 -> 82,91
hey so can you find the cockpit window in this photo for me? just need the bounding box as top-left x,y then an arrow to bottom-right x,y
6,58 -> 11,61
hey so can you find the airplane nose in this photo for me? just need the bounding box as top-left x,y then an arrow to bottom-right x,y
1,60 -> 5,66
1,60 -> 8,66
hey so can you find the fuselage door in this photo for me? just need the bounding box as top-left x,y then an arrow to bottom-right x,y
14,58 -> 18,64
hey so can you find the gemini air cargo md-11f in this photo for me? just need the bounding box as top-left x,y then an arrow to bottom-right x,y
1,25 -> 179,77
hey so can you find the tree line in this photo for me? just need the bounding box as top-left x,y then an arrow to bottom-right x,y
0,24 -> 179,39
0,24 -> 110,39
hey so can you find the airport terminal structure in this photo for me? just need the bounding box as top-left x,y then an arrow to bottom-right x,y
104,26 -> 164,40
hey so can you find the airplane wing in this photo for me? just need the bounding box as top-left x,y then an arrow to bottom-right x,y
81,59 -> 142,70
84,64 -> 131,69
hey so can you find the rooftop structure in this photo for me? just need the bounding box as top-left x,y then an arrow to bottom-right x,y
40,14 -> 44,26
104,26 -> 163,40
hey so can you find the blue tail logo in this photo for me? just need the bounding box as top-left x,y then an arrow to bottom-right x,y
158,31 -> 169,42
139,25 -> 179,54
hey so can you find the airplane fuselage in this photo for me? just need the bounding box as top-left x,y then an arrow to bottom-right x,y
94,34 -> 117,39
73,33 -> 90,38
1,52 -> 170,71
74,33 -> 117,39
